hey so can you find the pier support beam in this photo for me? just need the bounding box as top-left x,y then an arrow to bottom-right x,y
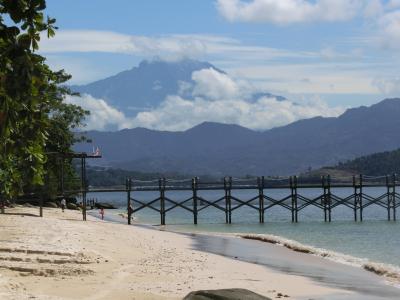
353,176 -> 358,222
127,178 -> 132,225
290,176 -> 298,223
386,175 -> 391,221
322,176 -> 327,222
327,175 -> 332,222
258,176 -> 265,223
224,177 -> 232,224
192,177 -> 198,225
0,196 -> 4,214
393,174 -> 397,221
81,156 -> 87,221
359,175 -> 363,222
159,178 -> 166,225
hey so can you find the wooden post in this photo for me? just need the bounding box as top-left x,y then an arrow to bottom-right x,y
159,178 -> 166,225
294,176 -> 298,222
359,174 -> 363,222
127,178 -> 132,225
0,195 -> 4,214
322,176 -> 327,222
258,176 -> 264,223
393,174 -> 397,221
224,177 -> 229,224
386,175 -> 391,221
353,175 -> 357,222
192,177 -> 198,225
82,156 -> 87,221
60,156 -> 64,196
39,193 -> 43,217
327,175 -> 332,222
290,176 -> 295,222
228,177 -> 232,224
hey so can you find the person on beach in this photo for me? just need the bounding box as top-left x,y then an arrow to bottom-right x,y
100,208 -> 104,220
61,198 -> 66,212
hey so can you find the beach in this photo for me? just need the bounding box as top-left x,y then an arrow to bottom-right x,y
0,207 -> 397,300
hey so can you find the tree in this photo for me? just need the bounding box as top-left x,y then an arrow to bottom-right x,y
0,0 -> 88,201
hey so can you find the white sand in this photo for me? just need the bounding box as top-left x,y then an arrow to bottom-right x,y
0,207 -> 350,299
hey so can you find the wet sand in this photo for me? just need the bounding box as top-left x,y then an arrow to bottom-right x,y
189,233 -> 400,299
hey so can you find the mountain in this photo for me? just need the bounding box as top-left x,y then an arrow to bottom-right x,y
71,59 -> 286,115
71,59 -> 222,114
74,98 -> 400,176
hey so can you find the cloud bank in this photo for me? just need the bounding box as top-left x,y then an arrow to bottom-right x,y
216,0 -> 363,24
70,68 -> 344,132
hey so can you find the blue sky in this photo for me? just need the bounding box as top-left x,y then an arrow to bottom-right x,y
39,0 -> 400,130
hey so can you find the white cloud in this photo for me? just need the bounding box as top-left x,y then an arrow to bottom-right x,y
216,0 -> 363,25
378,10 -> 400,49
372,77 -> 400,94
65,94 -> 132,131
130,95 -> 343,131
192,68 -> 241,100
67,69 -> 344,131
364,0 -> 384,18
39,30 -> 312,62
387,0 -> 400,10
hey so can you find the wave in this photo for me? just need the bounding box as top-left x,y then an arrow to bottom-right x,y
240,233 -> 400,284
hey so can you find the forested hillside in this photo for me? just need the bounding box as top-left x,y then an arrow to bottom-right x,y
333,149 -> 400,175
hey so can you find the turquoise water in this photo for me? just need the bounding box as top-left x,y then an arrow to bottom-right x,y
87,187 -> 400,268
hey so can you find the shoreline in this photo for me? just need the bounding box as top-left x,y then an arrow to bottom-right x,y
0,207 -> 396,299
101,209 -> 400,288
96,209 -> 400,299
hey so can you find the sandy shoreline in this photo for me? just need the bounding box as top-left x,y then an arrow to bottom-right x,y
0,207 -> 392,299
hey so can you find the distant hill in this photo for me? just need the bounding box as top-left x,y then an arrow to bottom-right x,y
331,149 -> 400,176
74,98 -> 400,176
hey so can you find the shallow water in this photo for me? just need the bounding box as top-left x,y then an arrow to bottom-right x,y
87,187 -> 400,268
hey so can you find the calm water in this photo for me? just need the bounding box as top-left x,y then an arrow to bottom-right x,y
87,187 -> 400,268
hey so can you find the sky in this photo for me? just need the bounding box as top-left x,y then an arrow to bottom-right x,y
40,0 -> 400,131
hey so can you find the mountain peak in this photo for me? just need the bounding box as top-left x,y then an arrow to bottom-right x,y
72,59 -> 224,114
185,121 -> 255,134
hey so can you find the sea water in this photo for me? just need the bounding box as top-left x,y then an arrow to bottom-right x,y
86,187 -> 400,269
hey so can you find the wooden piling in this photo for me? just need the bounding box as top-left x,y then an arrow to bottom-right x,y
224,177 -> 229,224
327,175 -> 332,222
192,177 -> 198,225
228,177 -> 232,224
223,177 -> 232,224
294,176 -> 298,222
39,193 -> 43,217
82,157 -> 87,221
386,175 -> 391,221
159,178 -> 166,225
127,178 -> 132,225
393,174 -> 397,221
258,176 -> 265,223
353,175 -> 358,222
290,176 -> 295,222
322,176 -> 327,222
0,196 -> 4,214
359,174 -> 363,222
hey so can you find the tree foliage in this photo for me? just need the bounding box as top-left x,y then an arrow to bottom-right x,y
335,149 -> 400,176
0,0 -> 88,200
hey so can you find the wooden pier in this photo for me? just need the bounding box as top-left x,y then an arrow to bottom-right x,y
114,174 -> 399,225
5,173 -> 399,224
